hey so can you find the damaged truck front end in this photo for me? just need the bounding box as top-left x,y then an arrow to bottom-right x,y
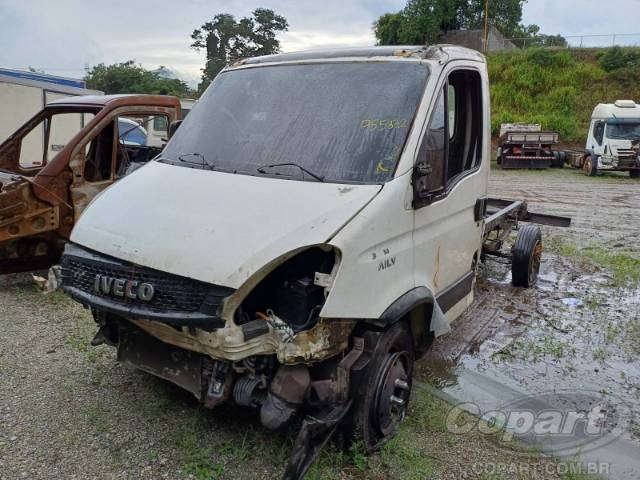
61,239 -> 391,479
62,241 -> 357,418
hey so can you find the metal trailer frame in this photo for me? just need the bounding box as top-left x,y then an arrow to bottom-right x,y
497,131 -> 561,169
481,197 -> 571,261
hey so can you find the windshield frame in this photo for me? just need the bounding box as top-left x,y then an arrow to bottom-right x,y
158,59 -> 430,185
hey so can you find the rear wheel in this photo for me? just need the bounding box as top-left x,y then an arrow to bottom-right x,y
345,322 -> 414,451
584,155 -> 597,176
512,225 -> 542,288
551,151 -> 565,168
630,170 -> 640,178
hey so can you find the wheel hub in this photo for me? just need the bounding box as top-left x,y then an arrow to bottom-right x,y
373,351 -> 411,437
530,241 -> 542,284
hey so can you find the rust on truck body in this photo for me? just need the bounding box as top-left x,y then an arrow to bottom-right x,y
0,94 -> 181,274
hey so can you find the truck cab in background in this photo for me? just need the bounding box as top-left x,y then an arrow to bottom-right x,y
580,100 -> 640,177
0,94 -> 181,274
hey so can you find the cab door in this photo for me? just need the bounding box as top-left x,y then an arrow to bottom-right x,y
412,66 -> 488,320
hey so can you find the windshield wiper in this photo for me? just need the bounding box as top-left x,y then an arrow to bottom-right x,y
178,153 -> 215,170
257,163 -> 325,182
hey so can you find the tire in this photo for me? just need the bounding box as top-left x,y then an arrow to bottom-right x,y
551,151 -> 563,168
559,151 -> 567,168
512,225 -> 542,288
583,155 -> 598,176
630,170 -> 640,178
344,322 -> 414,452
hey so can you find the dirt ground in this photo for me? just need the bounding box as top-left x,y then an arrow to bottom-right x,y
1,165 -> 637,479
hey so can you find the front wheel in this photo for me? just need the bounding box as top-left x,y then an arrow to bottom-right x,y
584,155 -> 598,176
344,322 -> 414,451
512,225 -> 542,288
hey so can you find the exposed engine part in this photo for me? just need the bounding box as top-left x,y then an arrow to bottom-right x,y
263,310 -> 294,343
241,319 -> 270,341
275,277 -> 324,332
240,247 -> 336,334
261,364 -> 310,430
233,376 -> 267,408
203,358 -> 233,409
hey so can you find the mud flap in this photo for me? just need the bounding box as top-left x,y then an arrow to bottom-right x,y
282,401 -> 352,480
430,300 -> 451,337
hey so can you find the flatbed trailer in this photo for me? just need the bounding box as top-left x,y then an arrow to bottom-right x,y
497,130 -> 565,169
481,198 -> 571,286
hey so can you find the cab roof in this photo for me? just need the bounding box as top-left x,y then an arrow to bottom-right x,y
47,94 -> 181,109
592,101 -> 640,119
232,44 -> 485,67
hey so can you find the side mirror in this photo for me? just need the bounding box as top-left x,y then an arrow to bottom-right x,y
168,120 -> 183,139
413,129 -> 445,208
413,161 -> 433,203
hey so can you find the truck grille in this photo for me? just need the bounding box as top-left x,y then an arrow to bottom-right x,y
61,244 -> 233,321
614,149 -> 637,159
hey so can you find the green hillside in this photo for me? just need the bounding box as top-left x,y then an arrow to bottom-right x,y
488,47 -> 640,144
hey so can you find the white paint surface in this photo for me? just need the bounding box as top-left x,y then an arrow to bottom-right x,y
71,161 -> 380,288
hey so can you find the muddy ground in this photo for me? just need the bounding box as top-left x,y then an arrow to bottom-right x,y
419,166 -> 640,479
1,165 -> 637,479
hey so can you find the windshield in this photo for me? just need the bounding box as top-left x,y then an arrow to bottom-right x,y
161,62 -> 429,183
606,121 -> 640,140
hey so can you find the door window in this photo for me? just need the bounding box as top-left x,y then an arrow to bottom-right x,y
416,69 -> 483,203
419,86 -> 447,193
18,120 -> 46,169
593,121 -> 605,145
18,111 -> 89,169
445,70 -> 483,183
46,113 -> 85,161
84,121 -> 116,182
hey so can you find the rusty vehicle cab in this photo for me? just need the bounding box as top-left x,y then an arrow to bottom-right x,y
57,46 -> 567,478
0,95 -> 181,274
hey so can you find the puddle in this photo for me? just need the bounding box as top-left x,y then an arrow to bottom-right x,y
560,297 -> 583,307
417,250 -> 640,479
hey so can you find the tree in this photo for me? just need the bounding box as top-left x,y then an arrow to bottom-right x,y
374,0 -> 536,46
509,24 -> 567,48
191,8 -> 288,92
85,61 -> 192,97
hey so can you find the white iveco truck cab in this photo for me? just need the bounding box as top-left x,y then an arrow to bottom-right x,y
60,46 -> 568,479
582,100 -> 640,177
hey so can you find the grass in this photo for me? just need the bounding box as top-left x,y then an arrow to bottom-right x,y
549,237 -> 640,286
488,47 -> 640,143
627,319 -> 640,354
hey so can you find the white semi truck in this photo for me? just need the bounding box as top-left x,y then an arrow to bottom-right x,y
578,100 -> 640,177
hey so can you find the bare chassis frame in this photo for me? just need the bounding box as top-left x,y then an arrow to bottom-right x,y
482,197 -> 571,261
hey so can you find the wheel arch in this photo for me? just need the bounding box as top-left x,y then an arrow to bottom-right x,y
361,286 -> 441,358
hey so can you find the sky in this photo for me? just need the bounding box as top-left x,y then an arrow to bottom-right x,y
1,0 -> 638,86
